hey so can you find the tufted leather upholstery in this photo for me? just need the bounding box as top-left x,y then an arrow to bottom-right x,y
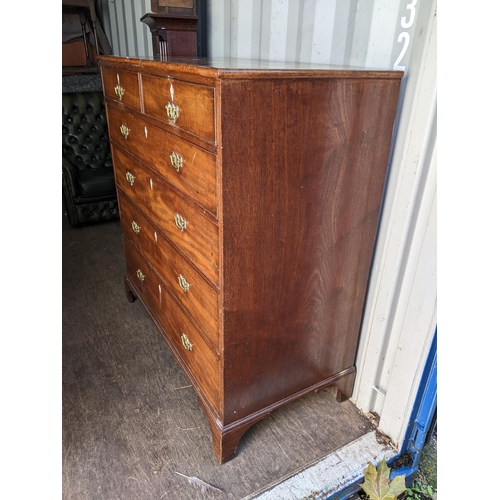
62,91 -> 119,226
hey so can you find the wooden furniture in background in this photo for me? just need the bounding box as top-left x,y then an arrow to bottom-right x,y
62,39 -> 98,68
141,13 -> 198,59
98,55 -> 403,464
62,0 -> 111,73
150,0 -> 196,16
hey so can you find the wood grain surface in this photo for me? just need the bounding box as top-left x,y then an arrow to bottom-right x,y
220,76 -> 401,423
112,145 -> 219,284
119,193 -> 219,352
101,66 -> 141,111
142,74 -> 216,142
106,103 -> 218,213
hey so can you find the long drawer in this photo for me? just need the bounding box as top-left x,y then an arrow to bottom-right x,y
142,74 -> 216,143
119,191 -> 219,351
113,145 -> 219,285
123,238 -> 220,415
106,103 -> 217,214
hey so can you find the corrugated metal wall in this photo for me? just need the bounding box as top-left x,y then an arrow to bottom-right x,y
207,0 -> 420,71
99,0 -> 153,57
98,0 -> 437,451
353,0 -> 437,447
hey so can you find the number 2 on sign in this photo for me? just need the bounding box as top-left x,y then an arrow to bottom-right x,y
393,0 -> 418,71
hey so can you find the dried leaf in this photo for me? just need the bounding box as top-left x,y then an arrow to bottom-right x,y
360,463 -> 382,499
385,474 -> 406,498
359,459 -> 406,500
174,472 -> 223,494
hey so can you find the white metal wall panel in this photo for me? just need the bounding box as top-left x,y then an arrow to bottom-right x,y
207,0 -> 420,70
207,0 -> 437,450
353,0 -> 437,447
100,0 -> 153,57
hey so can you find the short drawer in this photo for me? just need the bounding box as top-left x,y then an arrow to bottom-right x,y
157,286 -> 220,416
106,104 -> 217,214
113,145 -> 219,285
101,66 -> 141,111
119,192 -> 219,351
123,236 -> 163,317
142,74 -> 215,143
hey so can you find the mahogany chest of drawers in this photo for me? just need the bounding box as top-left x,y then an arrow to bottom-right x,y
98,55 -> 402,463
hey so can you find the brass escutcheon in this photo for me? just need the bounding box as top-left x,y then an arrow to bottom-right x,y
174,213 -> 187,232
170,152 -> 183,172
115,74 -> 125,100
165,102 -> 179,122
114,83 -> 125,101
131,221 -> 140,234
136,269 -> 145,282
181,333 -> 193,351
178,274 -> 190,292
120,124 -> 129,139
126,171 -> 135,185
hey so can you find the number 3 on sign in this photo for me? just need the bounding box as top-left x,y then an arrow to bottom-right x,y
393,0 -> 418,71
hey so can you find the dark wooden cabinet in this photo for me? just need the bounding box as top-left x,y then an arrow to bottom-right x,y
141,13 -> 198,59
98,55 -> 402,463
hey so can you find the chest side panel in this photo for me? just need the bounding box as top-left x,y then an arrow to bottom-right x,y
220,76 -> 401,423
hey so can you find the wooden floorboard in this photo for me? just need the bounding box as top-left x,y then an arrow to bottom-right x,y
62,210 -> 372,500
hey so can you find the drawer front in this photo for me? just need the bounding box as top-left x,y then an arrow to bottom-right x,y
123,238 -> 220,415
158,287 -> 220,415
113,145 -> 219,285
101,67 -> 141,111
119,192 -> 219,350
123,235 -> 163,318
107,104 -> 217,213
142,74 -> 215,143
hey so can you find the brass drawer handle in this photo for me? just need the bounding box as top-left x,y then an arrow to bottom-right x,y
131,221 -> 140,234
170,152 -> 183,172
165,102 -> 179,123
125,171 -> 135,186
181,333 -> 193,351
136,269 -> 145,282
178,274 -> 190,292
120,124 -> 129,139
174,213 -> 187,232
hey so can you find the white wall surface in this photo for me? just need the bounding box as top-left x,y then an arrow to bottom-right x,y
352,0 -> 437,447
207,0 -> 422,70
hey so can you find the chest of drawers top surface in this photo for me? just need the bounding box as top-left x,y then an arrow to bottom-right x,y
99,55 -> 402,464
99,54 -> 402,77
